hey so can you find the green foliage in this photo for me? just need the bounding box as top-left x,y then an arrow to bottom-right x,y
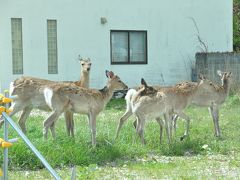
0,97 -> 240,173
234,0 -> 240,51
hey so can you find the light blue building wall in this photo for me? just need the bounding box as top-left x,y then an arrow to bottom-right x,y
0,0 -> 233,91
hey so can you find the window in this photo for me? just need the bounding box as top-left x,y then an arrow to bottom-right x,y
47,20 -> 58,74
110,30 -> 147,64
11,18 -> 23,74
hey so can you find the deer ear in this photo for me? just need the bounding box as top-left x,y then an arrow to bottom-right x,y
217,70 -> 222,77
105,70 -> 114,78
78,55 -> 82,61
141,78 -> 148,86
105,70 -> 109,78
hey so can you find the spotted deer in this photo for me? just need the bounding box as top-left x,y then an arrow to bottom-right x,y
128,79 -> 172,144
43,70 -> 128,146
64,58 -> 91,137
116,76 -> 216,143
0,58 -> 91,138
172,70 -> 232,137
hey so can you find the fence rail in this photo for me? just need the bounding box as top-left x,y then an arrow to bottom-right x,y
195,52 -> 240,87
1,91 -> 61,180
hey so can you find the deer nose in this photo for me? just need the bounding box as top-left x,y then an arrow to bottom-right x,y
87,68 -> 90,71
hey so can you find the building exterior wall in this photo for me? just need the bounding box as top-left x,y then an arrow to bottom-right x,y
0,0 -> 233,91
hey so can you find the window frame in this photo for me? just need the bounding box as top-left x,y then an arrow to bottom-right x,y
110,30 -> 148,65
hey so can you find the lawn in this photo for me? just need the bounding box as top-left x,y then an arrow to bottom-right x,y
1,95 -> 240,179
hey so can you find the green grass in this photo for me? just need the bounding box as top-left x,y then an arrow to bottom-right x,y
1,95 -> 240,179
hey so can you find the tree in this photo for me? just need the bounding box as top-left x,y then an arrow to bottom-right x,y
234,0 -> 240,51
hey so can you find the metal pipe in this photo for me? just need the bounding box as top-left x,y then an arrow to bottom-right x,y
3,91 -> 9,180
2,112 -> 61,180
71,166 -> 76,180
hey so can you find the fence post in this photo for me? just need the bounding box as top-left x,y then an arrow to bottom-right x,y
1,91 -> 61,179
3,90 -> 10,180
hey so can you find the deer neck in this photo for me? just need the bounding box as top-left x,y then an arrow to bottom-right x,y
222,79 -> 230,95
99,83 -> 115,105
79,71 -> 90,88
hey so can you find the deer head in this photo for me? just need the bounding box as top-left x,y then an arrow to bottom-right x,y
105,70 -> 128,90
139,78 -> 158,96
217,70 -> 232,85
79,57 -> 92,72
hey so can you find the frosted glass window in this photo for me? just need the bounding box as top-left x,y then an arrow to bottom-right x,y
130,32 -> 146,62
111,30 -> 147,64
47,20 -> 58,74
11,18 -> 23,74
111,32 -> 128,63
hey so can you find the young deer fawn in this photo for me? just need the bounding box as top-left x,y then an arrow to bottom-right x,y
173,70 -> 232,138
0,58 -> 91,138
43,70 -> 128,146
127,78 -> 171,144
116,76 -> 216,143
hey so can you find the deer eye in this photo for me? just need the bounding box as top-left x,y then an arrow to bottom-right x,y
118,80 -> 122,83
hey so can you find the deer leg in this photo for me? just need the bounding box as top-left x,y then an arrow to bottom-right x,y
172,114 -> 179,135
209,106 -> 218,136
64,111 -> 74,137
209,106 -> 220,137
69,112 -> 75,137
64,111 -> 71,136
115,109 -> 132,139
87,114 -> 91,127
89,112 -> 97,147
133,117 -> 139,144
18,106 -> 33,133
50,121 -> 56,139
213,107 -> 220,137
164,113 -> 172,144
156,117 -> 164,144
136,116 -> 146,145
43,111 -> 62,140
175,111 -> 190,141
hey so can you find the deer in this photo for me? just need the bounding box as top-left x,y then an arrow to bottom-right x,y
0,58 -> 91,138
64,58 -> 92,137
43,70 -> 128,146
128,79 -> 172,144
172,70 -> 232,138
115,75 -> 216,143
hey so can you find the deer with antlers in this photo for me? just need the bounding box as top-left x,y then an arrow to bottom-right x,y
0,58 -> 91,138
43,70 -> 128,146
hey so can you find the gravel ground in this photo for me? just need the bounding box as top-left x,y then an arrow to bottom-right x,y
9,153 -> 240,179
